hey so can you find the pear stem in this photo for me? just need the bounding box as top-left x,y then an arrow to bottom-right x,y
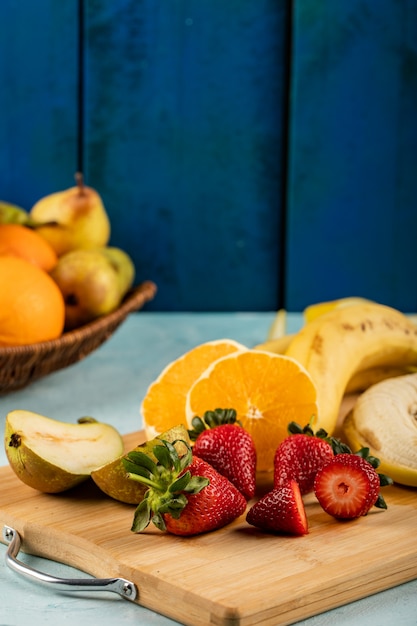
75,172 -> 85,196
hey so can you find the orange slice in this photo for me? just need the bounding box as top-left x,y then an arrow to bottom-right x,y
141,339 -> 247,439
185,350 -> 318,472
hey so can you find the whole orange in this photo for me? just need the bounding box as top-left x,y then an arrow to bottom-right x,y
0,223 -> 58,271
0,256 -> 65,346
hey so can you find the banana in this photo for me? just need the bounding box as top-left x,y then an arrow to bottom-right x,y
266,308 -> 287,340
253,334 -> 294,354
346,365 -> 417,394
303,296 -> 372,324
343,373 -> 417,486
284,302 -> 417,434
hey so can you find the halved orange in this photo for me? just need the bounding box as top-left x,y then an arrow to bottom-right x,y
141,339 -> 247,439
185,349 -> 318,472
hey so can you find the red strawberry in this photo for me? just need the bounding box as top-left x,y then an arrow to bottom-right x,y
314,448 -> 392,519
123,439 -> 247,536
246,480 -> 308,535
188,408 -> 256,499
273,422 -> 339,495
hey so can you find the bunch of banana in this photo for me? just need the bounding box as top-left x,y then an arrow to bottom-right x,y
343,373 -> 417,486
256,300 -> 417,436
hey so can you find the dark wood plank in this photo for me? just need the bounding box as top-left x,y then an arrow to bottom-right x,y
0,0 -> 79,209
82,0 -> 289,311
286,0 -> 417,312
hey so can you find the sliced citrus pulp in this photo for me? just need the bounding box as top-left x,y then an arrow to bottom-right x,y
141,339 -> 246,439
185,349 -> 318,472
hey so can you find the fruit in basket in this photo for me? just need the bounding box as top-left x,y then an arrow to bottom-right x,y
0,200 -> 37,226
50,246 -> 135,330
343,373 -> 417,487
246,480 -> 308,535
313,448 -> 392,519
185,350 -> 318,472
0,256 -> 65,346
284,302 -> 417,435
91,424 -> 190,504
141,339 -> 246,439
98,245 -> 135,295
0,223 -> 58,271
4,410 -> 124,493
30,172 -> 110,256
124,440 -> 247,536
188,408 -> 257,499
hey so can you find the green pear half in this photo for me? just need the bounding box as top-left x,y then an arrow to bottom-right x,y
4,410 -> 124,493
91,424 -> 190,504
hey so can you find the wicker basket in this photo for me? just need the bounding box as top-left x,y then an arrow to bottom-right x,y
0,280 -> 157,394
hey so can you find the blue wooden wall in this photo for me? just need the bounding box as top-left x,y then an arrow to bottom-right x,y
1,0 -> 416,312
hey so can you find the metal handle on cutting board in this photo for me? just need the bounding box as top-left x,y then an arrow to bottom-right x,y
2,526 -> 137,602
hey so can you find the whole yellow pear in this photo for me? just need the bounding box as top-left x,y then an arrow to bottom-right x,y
50,247 -> 134,330
98,246 -> 135,297
30,173 -> 111,256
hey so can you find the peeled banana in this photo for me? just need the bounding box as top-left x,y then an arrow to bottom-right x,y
343,373 -> 417,486
284,302 -> 417,435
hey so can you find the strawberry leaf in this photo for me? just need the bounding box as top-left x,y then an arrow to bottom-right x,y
374,493 -> 388,510
378,473 -> 394,487
188,408 -> 241,440
123,460 -> 153,479
125,450 -> 158,474
151,512 -> 167,531
182,475 -> 210,494
125,439 -> 212,533
169,471 -> 192,493
153,442 -> 176,469
131,498 -> 152,532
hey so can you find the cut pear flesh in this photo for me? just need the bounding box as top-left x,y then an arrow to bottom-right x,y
4,410 -> 124,493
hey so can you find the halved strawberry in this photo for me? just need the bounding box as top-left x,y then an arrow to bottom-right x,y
246,480 -> 308,535
123,439 -> 247,536
273,421 -> 347,495
188,408 -> 256,499
313,448 -> 393,519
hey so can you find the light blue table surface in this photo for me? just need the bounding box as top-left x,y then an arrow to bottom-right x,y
0,312 -> 416,626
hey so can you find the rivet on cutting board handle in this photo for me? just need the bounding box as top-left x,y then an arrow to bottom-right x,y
2,526 -> 137,602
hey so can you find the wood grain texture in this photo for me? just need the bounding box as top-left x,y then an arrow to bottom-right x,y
1,430 -> 416,626
1,1 -> 417,313
82,0 -> 288,311
286,0 -> 417,312
0,0 -> 79,207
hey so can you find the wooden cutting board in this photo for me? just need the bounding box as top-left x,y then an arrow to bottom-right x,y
1,429 -> 416,626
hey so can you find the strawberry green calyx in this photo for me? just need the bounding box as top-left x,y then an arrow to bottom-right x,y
353,446 -> 393,509
287,420 -> 351,455
123,440 -> 209,532
188,408 -> 240,440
